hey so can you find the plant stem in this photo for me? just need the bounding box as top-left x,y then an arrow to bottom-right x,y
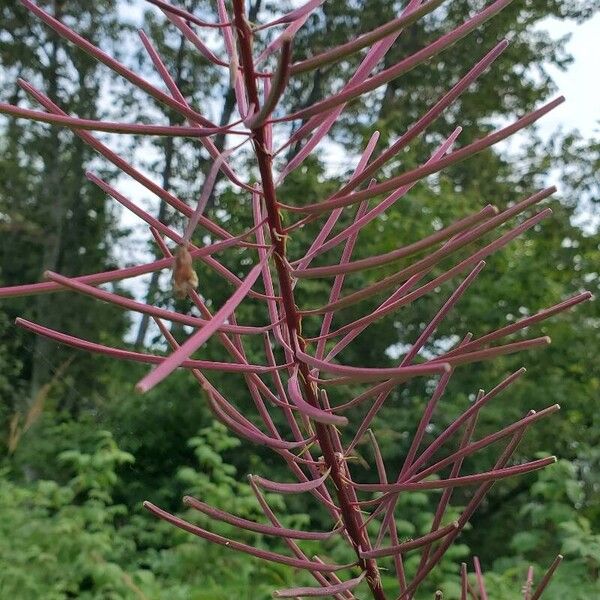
231,2 -> 386,598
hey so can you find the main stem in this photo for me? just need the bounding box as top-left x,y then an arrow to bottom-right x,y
231,3 -> 386,598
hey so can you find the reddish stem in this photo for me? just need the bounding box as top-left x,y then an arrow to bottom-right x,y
231,2 -> 386,597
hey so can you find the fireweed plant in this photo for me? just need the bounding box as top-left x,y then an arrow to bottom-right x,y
0,0 -> 593,597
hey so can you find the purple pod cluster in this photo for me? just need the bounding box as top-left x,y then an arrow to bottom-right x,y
0,1 -> 591,598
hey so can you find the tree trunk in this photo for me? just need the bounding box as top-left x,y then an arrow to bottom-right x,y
29,0 -> 64,404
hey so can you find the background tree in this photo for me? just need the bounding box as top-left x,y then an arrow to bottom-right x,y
0,0 -> 129,450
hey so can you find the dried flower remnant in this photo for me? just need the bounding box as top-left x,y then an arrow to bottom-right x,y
0,0 -> 591,598
172,245 -> 199,299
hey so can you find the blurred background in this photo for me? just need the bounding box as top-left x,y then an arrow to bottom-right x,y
0,1 -> 598,598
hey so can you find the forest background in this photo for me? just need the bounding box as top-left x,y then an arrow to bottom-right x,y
0,0 -> 599,598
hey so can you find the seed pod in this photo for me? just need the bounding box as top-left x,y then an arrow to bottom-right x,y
172,245 -> 198,299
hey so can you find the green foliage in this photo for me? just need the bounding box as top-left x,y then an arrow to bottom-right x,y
515,459 -> 600,584
374,492 -> 471,597
0,430 -> 140,599
0,424 -> 311,599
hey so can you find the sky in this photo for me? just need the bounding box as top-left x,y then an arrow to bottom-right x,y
536,13 -> 600,137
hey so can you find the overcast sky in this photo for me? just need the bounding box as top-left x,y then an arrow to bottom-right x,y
537,13 -> 599,137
